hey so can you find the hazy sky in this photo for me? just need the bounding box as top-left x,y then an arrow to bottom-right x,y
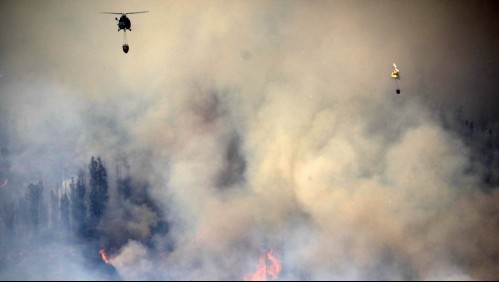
0,0 -> 498,280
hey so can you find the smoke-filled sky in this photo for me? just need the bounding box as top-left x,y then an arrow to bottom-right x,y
1,0 -> 498,280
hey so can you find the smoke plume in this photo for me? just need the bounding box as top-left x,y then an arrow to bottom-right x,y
0,0 -> 498,280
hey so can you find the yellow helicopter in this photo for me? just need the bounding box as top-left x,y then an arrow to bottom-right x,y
391,63 -> 401,94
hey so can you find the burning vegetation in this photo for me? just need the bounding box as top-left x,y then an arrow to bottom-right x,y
244,249 -> 282,281
99,249 -> 111,264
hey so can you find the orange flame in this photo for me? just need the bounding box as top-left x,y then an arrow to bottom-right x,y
99,249 -> 110,264
244,249 -> 282,281
266,249 -> 281,280
244,255 -> 267,281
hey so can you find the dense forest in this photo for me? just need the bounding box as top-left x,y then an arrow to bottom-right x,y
0,105 -> 497,280
0,154 -> 169,280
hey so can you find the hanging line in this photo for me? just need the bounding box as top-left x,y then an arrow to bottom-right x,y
123,30 -> 128,45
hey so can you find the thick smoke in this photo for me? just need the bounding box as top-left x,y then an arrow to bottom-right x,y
1,0 -> 498,280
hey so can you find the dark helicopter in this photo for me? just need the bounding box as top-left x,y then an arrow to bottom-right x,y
102,11 -> 149,53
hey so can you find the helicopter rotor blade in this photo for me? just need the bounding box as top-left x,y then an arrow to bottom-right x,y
101,12 -> 124,15
125,11 -> 149,14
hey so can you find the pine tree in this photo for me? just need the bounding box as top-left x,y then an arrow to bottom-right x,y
70,170 -> 87,235
25,181 -> 48,230
60,192 -> 70,229
49,190 -> 59,229
88,157 -> 109,226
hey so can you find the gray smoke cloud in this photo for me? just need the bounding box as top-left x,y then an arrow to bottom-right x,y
1,0 -> 498,280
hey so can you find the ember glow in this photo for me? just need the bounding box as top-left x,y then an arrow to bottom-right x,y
99,249 -> 110,264
244,250 -> 282,281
